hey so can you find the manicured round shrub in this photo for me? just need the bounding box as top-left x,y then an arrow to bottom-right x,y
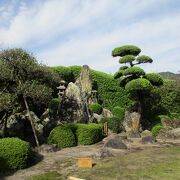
123,67 -> 145,76
76,124 -> 103,145
112,45 -> 141,57
119,55 -> 135,64
151,124 -> 163,137
89,103 -> 103,114
136,55 -> 153,63
144,73 -> 163,86
48,125 -> 77,148
0,137 -> 31,171
112,106 -> 125,119
125,78 -> 152,93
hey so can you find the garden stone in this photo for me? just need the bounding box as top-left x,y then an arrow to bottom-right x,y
141,136 -> 155,144
141,130 -> 152,137
127,129 -> 141,138
92,113 -> 103,123
37,144 -> 59,153
102,108 -> 113,118
104,137 -> 127,149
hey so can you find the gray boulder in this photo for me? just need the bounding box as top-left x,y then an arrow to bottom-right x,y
104,137 -> 127,149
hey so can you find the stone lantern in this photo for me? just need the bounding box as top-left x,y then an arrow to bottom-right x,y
57,80 -> 66,98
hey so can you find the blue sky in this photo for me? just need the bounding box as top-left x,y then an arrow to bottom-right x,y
0,0 -> 180,74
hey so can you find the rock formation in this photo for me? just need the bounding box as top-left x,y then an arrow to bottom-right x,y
59,65 -> 96,123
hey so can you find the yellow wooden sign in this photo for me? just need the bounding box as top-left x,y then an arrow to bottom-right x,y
78,157 -> 93,168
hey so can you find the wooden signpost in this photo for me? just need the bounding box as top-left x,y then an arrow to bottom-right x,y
78,157 -> 93,168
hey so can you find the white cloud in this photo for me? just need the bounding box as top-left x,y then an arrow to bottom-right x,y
0,0 -> 180,73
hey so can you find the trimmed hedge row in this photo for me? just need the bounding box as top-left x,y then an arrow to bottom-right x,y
48,123 -> 103,148
51,66 -> 131,110
0,138 -> 31,171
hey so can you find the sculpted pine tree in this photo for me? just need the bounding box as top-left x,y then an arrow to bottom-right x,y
0,48 -> 60,146
112,45 -> 163,129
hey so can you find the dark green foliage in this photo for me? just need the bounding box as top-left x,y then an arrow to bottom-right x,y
48,125 -> 77,148
151,124 -> 163,137
100,117 -> 123,133
76,123 -> 103,145
155,80 -> 180,115
89,103 -> 103,114
125,78 -> 152,93
114,70 -> 123,79
119,55 -> 135,64
51,66 -> 130,110
136,55 -> 153,63
112,106 -> 125,119
119,66 -> 128,70
0,137 -> 31,171
144,73 -> 163,86
17,80 -> 52,105
170,113 -> 180,120
0,93 -> 16,112
48,98 -> 59,116
123,67 -> 145,76
112,45 -> 141,57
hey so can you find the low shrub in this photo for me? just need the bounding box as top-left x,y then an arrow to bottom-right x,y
89,103 -> 103,114
158,115 -> 171,121
100,117 -> 123,133
0,137 -> 31,171
151,124 -> 163,137
112,106 -> 125,119
48,125 -> 77,148
76,123 -> 103,145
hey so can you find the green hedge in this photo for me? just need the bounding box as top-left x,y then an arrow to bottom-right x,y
89,103 -> 102,114
48,123 -> 103,147
151,124 -> 163,137
48,125 -> 77,148
51,66 -> 131,110
100,117 -> 123,133
76,124 -> 103,145
0,137 -> 31,171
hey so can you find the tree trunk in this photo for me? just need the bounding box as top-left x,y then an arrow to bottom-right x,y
23,96 -> 40,147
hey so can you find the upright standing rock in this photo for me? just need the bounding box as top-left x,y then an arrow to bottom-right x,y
60,65 -> 94,123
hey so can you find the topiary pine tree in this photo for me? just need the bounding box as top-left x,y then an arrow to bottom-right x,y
112,45 -> 163,121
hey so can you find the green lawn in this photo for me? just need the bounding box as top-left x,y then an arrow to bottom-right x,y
31,146 -> 180,180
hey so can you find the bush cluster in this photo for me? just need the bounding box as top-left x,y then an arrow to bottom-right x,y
48,123 -> 103,148
89,103 -> 102,114
0,138 -> 31,171
151,124 -> 163,137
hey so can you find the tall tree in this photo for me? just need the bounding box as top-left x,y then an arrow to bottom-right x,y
0,48 -> 60,146
112,45 -> 163,127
